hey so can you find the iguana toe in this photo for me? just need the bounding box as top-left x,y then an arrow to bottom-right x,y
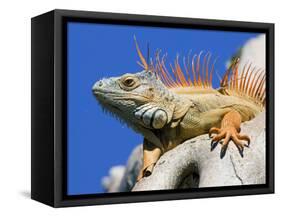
209,127 -> 220,137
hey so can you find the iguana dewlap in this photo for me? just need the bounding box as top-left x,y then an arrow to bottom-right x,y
92,42 -> 265,181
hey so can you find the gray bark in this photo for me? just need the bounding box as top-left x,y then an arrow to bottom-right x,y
101,145 -> 143,192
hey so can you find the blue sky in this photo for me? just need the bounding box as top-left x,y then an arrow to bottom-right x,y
67,21 -> 259,195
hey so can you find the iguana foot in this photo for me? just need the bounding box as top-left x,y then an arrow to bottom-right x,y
209,110 -> 250,158
209,126 -> 250,156
137,139 -> 161,182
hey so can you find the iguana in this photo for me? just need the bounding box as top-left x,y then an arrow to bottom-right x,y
92,40 -> 265,181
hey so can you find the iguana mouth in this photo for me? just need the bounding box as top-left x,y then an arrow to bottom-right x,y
92,90 -> 118,101
92,89 -> 116,95
93,89 -> 151,103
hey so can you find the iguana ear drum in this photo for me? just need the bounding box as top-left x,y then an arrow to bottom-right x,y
151,109 -> 168,129
134,105 -> 168,129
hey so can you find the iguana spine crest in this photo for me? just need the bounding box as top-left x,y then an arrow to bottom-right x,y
220,60 -> 265,107
134,39 -> 265,107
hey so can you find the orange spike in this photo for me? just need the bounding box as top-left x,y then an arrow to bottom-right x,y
149,57 -> 155,72
206,53 -> 212,87
238,61 -> 249,93
154,61 -> 160,80
244,66 -> 256,94
249,69 -> 263,97
191,54 -> 198,86
136,61 -> 145,69
209,56 -> 218,88
160,70 -> 172,87
161,55 -> 176,87
202,52 -> 210,87
196,51 -> 204,86
229,61 -> 237,90
185,51 -> 194,86
170,63 -> 182,87
157,64 -> 166,86
254,74 -> 265,99
174,61 -> 182,86
233,61 -> 240,92
156,55 -> 168,85
176,56 -> 188,87
134,36 -> 148,70
261,86 -> 266,102
183,56 -> 192,86
220,66 -> 231,88
153,49 -> 161,78
257,86 -> 266,104
247,68 -> 258,96
230,61 -> 237,90
241,63 -> 252,94
156,53 -> 172,87
231,58 -> 239,90
156,64 -> 169,86
222,58 -> 238,90
253,75 -> 265,98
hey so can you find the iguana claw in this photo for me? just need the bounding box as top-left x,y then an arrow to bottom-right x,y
137,163 -> 156,182
209,126 -> 250,157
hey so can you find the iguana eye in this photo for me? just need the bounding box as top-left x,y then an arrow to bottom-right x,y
123,77 -> 135,87
119,76 -> 140,90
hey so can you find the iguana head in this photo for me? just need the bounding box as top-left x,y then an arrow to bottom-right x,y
92,70 -> 176,130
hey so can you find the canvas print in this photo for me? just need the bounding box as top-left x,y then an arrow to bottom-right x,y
67,22 -> 266,195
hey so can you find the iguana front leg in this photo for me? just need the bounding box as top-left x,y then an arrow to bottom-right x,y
137,139 -> 162,181
209,110 -> 250,157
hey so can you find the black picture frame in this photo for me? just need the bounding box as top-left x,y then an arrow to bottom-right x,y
31,9 -> 274,207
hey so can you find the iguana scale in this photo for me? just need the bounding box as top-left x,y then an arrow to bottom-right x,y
92,40 -> 265,181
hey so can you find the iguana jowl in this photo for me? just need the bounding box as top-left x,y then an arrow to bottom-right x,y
92,41 -> 265,181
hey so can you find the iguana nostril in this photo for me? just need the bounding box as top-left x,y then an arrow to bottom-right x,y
92,80 -> 105,95
98,81 -> 103,87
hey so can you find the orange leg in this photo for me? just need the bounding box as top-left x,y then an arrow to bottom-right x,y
209,110 -> 250,157
137,139 -> 162,181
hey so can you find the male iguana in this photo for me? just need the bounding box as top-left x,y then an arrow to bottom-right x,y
92,41 -> 265,181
